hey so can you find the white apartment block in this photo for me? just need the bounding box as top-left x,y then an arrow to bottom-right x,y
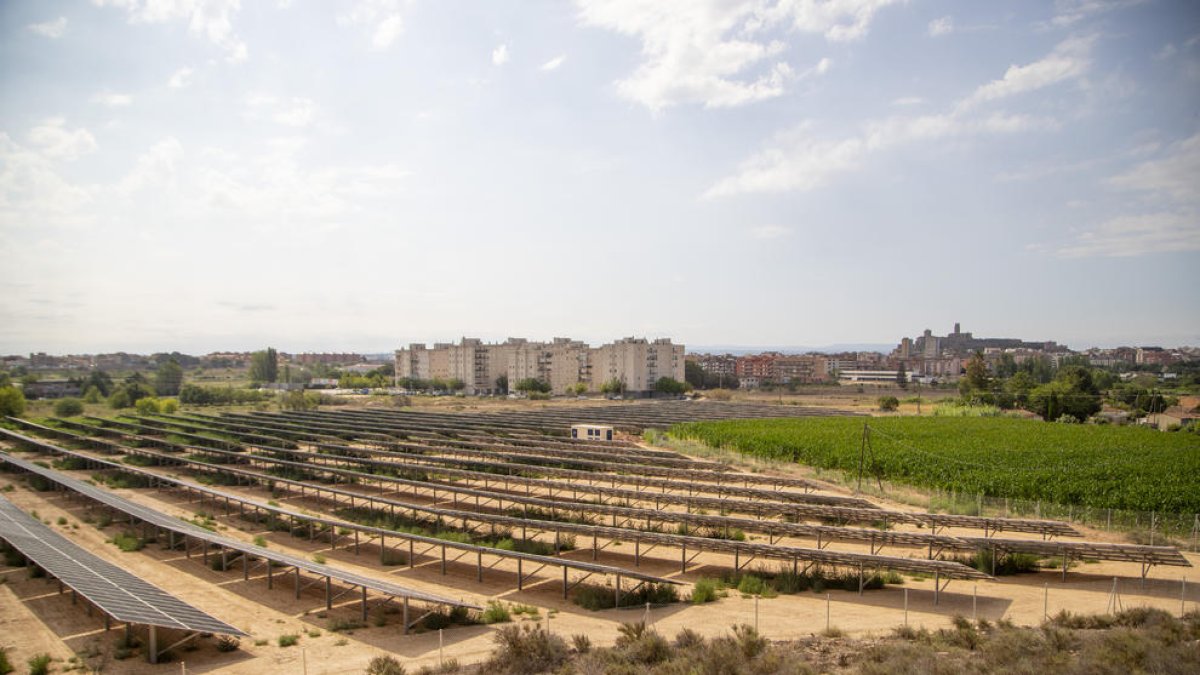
591,337 -> 685,393
395,336 -> 684,395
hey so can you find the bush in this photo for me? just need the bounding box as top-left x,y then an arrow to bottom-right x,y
112,532 -> 144,552
27,654 -> 52,675
215,636 -> 240,652
570,634 -> 591,654
482,601 -> 512,624
0,646 -> 11,675
366,655 -> 406,675
691,577 -> 720,604
135,397 -> 161,414
329,617 -> 366,633
878,396 -> 900,412
0,386 -> 25,417
53,398 -> 84,417
736,574 -> 769,596
486,625 -> 569,675
277,634 -> 299,648
160,399 -> 179,414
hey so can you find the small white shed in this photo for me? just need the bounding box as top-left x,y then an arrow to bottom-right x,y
570,424 -> 614,441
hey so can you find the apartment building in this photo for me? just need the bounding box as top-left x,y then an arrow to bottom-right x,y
508,338 -> 590,394
396,336 -> 684,395
591,337 -> 685,393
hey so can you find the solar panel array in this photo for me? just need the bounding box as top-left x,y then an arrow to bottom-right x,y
0,494 -> 246,636
0,441 -> 474,609
0,423 -> 680,587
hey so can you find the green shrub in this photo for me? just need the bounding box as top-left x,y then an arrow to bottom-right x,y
736,574 -> 768,596
277,634 -> 299,648
215,636 -> 240,652
691,577 -> 721,604
112,532 -> 144,552
878,396 -> 900,412
482,601 -> 512,624
0,646 -> 12,675
27,654 -> 52,675
53,398 -> 84,417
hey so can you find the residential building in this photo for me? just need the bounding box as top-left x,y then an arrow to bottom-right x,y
396,336 -> 683,395
591,337 -> 685,393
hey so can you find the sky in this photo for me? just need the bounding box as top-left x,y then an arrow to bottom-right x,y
1,0 -> 1198,355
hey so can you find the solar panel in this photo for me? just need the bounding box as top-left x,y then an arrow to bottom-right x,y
0,442 -> 476,608
0,423 -> 679,587
0,495 -> 245,636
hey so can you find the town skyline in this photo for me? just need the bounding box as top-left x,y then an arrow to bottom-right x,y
6,320 -> 1198,360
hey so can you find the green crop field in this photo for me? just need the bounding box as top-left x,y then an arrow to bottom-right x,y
671,417 -> 1200,513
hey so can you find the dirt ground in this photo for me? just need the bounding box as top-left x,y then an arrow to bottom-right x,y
1,411 -> 1197,674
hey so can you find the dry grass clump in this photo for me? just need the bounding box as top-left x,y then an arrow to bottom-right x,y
481,610 -> 1200,674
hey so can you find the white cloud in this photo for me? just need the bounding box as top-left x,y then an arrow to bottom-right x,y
373,14 -> 403,49
1056,212 -> 1200,257
1055,133 -> 1200,257
1108,132 -> 1200,203
245,95 -> 316,128
0,133 -> 97,230
540,54 -> 567,71
117,138 -> 185,195
751,225 -> 792,239
92,92 -> 133,107
168,67 -> 194,88
927,16 -> 953,37
962,35 -> 1094,109
27,118 -> 97,161
707,37 -> 1090,198
891,96 -> 924,106
28,17 -> 68,38
95,0 -> 247,62
1155,43 -> 1177,61
1047,0 -> 1141,29
339,0 -> 405,50
492,44 -> 510,66
575,0 -> 900,112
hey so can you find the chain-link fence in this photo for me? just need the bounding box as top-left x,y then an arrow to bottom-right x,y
829,473 -> 1200,552
921,487 -> 1200,551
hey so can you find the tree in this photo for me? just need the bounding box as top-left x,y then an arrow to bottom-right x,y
155,359 -> 184,396
569,382 -> 588,396
0,385 -> 26,417
447,378 -> 466,392
515,378 -> 551,394
685,361 -> 707,389
281,390 -> 318,411
107,389 -> 131,409
82,386 -> 102,404
495,374 -> 509,394
84,370 -> 113,396
53,398 -> 84,417
249,348 -> 278,383
135,397 -> 161,414
654,377 -> 687,395
1004,371 -> 1036,408
959,352 -> 993,404
896,362 -> 908,390
1025,365 -> 1101,422
599,378 -> 624,395
878,395 -> 899,412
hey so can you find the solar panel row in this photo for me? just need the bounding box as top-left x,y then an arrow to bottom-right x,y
0,494 -> 245,636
